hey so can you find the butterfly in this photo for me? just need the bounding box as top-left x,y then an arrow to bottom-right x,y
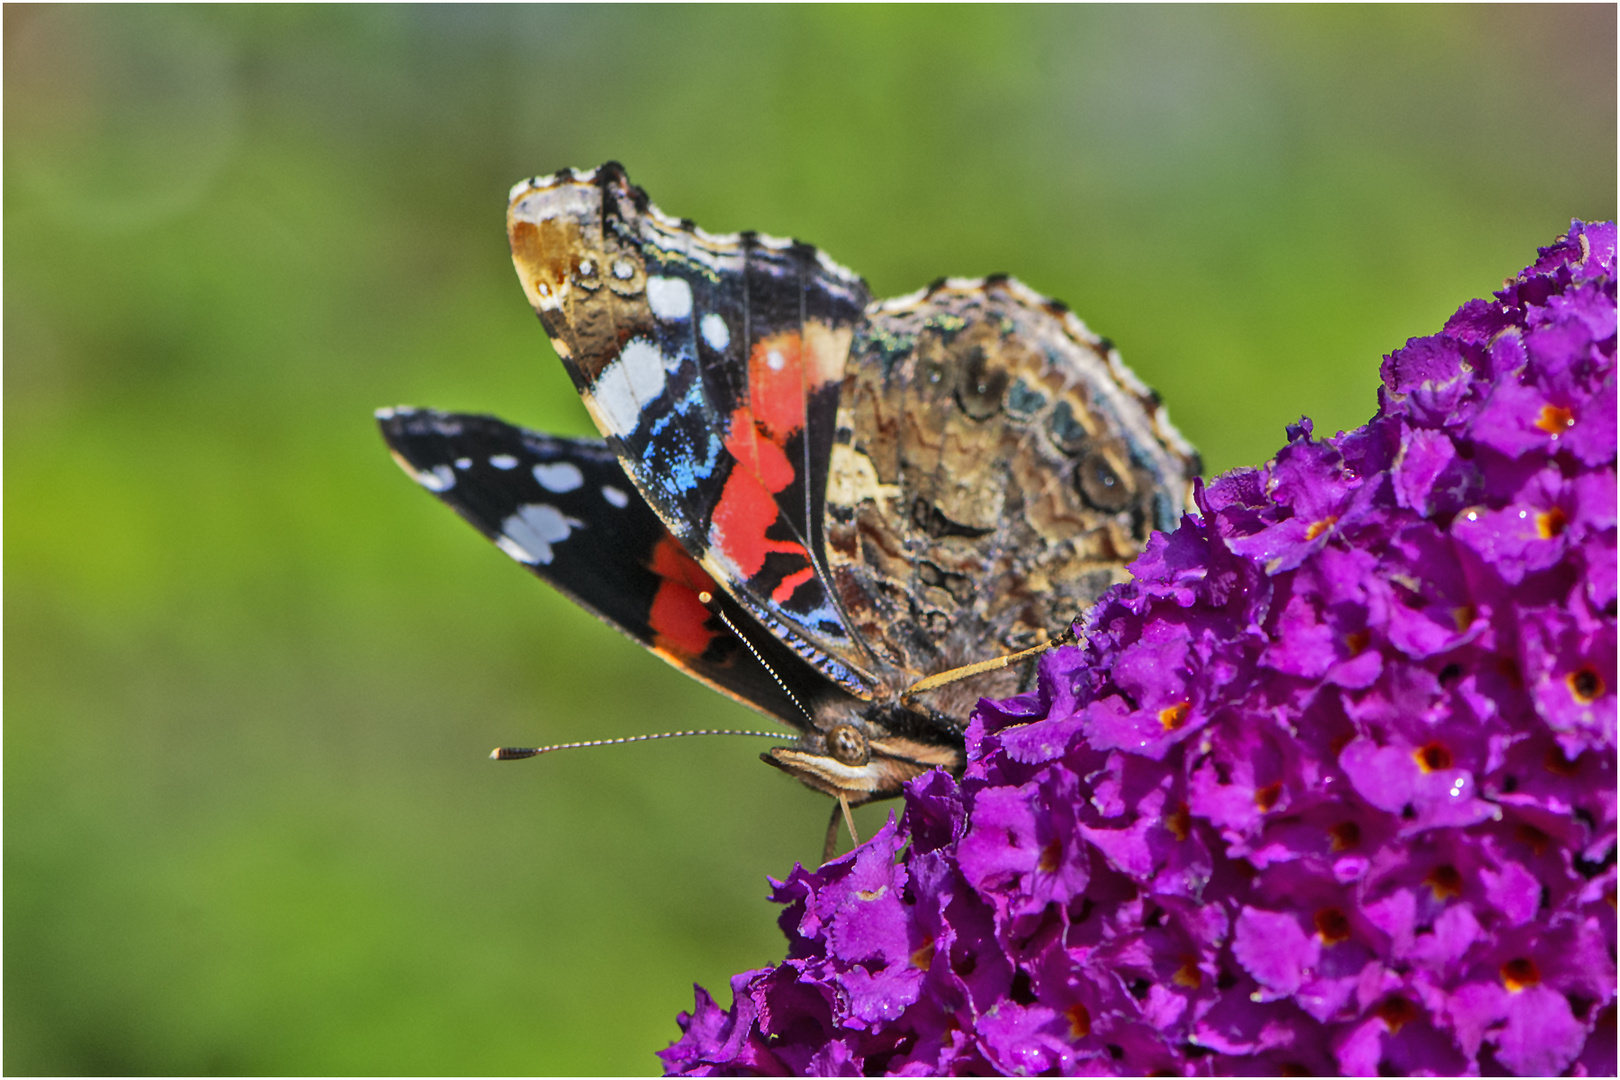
379,163 -> 1200,857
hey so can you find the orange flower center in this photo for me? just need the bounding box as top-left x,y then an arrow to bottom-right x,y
1568,666 -> 1604,704
1414,742 -> 1452,773
1425,864 -> 1463,900
1328,821 -> 1361,852
1534,404 -> 1575,435
1305,515 -> 1339,541
1376,996 -> 1418,1033
1500,957 -> 1541,992
1254,781 -> 1283,812
1166,803 -> 1191,842
1314,907 -> 1351,944
1158,701 -> 1191,730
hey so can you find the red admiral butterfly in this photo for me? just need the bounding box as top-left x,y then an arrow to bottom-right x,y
379,163 -> 1199,855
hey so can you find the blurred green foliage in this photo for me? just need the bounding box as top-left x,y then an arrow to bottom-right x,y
6,5 -> 1614,1074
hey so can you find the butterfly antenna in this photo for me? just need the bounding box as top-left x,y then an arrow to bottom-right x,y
493,728 -> 785,761
698,591 -> 816,727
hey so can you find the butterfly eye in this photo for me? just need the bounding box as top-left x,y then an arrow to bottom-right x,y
826,724 -> 870,767
1077,449 -> 1137,512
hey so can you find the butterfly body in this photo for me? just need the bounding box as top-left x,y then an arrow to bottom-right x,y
382,163 -> 1199,813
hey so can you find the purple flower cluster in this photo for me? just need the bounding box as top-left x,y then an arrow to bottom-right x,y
661,222 -> 1617,1076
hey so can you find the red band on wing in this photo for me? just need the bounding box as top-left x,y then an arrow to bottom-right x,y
770,566 -> 816,606
645,535 -> 720,657
714,403 -> 812,579
648,534 -> 717,593
648,579 -> 717,658
748,331 -> 805,440
712,467 -> 809,577
723,407 -> 796,491
708,330 -> 827,605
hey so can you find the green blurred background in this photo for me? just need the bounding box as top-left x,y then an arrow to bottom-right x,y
6,5 -> 1614,1074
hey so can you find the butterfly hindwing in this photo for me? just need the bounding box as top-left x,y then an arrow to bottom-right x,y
823,278 -> 1201,717
376,407 -> 833,727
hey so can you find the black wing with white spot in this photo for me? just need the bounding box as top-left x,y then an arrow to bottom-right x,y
377,407 -> 838,726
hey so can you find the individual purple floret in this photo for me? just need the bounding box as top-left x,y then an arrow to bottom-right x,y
661,222 -> 1617,1077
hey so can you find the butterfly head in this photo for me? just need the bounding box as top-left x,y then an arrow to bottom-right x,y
761,704 -> 964,805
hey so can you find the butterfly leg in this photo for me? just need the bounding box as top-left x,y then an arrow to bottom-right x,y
900,625 -> 1077,701
821,795 -> 863,864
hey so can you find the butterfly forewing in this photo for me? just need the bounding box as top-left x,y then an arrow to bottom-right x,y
377,407 -> 836,728
507,166 -> 878,699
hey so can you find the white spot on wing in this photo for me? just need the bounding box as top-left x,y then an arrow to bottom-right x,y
417,464 -> 455,492
593,359 -> 639,436
533,461 -> 584,493
646,276 -> 693,320
496,536 -> 537,564
701,312 -> 730,352
591,338 -> 667,437
622,339 -> 666,405
766,348 -> 785,371
490,454 -> 518,470
454,457 -> 473,470
533,280 -> 562,312
497,504 -> 581,566
601,485 -> 630,508
612,258 -> 635,280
